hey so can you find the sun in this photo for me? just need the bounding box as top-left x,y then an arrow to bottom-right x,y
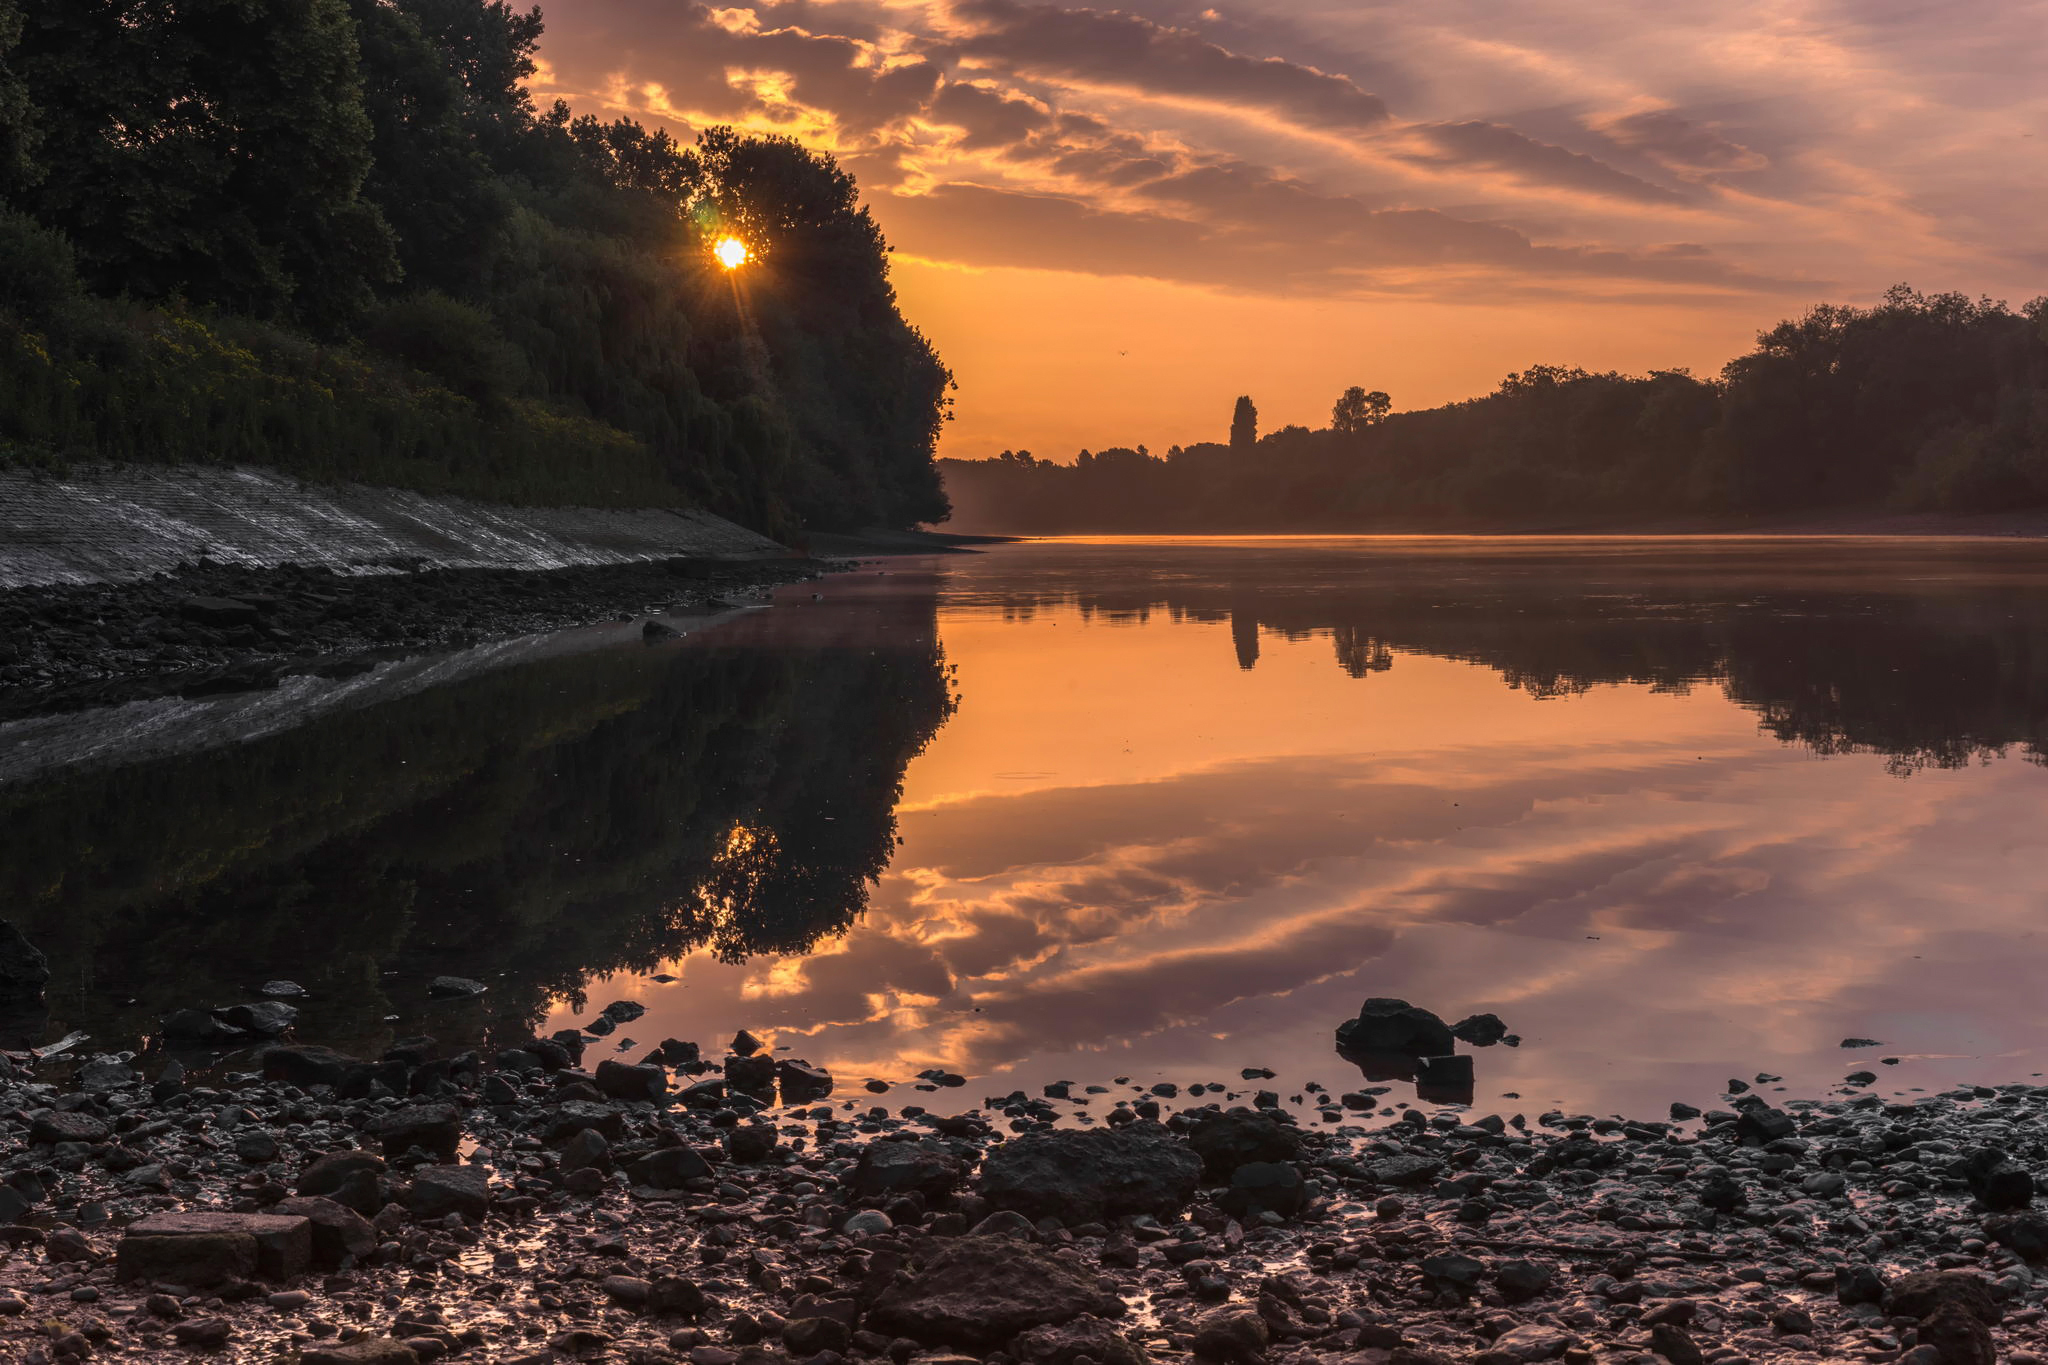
714,236 -> 750,270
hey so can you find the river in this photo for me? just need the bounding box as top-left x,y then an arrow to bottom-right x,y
7,535 -> 2048,1126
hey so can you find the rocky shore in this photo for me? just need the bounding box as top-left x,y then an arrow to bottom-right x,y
0,557 -> 822,721
2,991 -> 2046,1365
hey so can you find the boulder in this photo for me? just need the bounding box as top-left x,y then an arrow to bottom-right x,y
1335,999 -> 1455,1055
1218,1162 -> 1305,1220
1960,1148 -> 2035,1211
849,1139 -> 963,1201
402,1165 -> 490,1221
1985,1211 -> 2048,1259
869,1236 -> 1125,1348
1917,1300 -> 1996,1365
782,1318 -> 852,1356
1015,1314 -> 1149,1365
301,1341 -> 422,1365
1185,1109 -> 1300,1182
725,1053 -> 775,1092
978,1123 -> 1201,1225
1494,1260 -> 1555,1303
777,1058 -> 834,1102
262,1046 -> 358,1089
297,1150 -> 387,1198
30,1111 -> 109,1145
273,1196 -> 376,1269
594,1059 -> 667,1102
599,1000 -> 647,1023
628,1147 -> 713,1190
1190,1307 -> 1268,1364
1450,1013 -> 1509,1046
119,1211 -> 311,1284
1883,1271 -> 2002,1325
370,1103 -> 461,1159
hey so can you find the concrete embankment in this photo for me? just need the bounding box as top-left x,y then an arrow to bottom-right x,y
0,464 -> 785,589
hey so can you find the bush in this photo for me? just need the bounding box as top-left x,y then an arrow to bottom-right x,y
0,207 -> 79,324
362,291 -> 525,404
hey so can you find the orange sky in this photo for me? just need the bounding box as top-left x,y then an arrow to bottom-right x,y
532,0 -> 2048,460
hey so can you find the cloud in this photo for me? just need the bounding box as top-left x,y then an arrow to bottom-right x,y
1593,109 -> 1770,177
1411,121 -> 1690,205
942,0 -> 1391,131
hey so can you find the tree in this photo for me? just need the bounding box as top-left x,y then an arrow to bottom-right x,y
1230,394 -> 1258,451
13,0 -> 398,332
0,0 -> 35,194
1332,386 -> 1391,433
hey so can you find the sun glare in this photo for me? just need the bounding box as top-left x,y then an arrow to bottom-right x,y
715,236 -> 750,270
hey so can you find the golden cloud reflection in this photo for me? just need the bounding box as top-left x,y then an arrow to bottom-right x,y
551,547 -> 2048,1119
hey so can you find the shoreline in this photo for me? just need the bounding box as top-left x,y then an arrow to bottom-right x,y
0,1006 -> 2042,1365
933,509 -> 2048,541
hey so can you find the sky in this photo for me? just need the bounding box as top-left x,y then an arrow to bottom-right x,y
534,0 -> 2048,460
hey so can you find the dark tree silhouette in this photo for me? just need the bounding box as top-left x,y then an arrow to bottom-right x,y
1230,395 -> 1259,451
1332,386 -> 1391,434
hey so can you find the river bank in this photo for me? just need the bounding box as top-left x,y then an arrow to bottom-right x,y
0,989 -> 2044,1365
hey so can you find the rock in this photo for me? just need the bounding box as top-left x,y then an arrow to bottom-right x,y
657,1039 -> 701,1066
402,1165 -> 490,1221
261,1045 -> 357,1088
727,1124 -> 779,1163
30,1111 -> 109,1145
260,980 -> 306,997
869,1236 -> 1125,1347
777,1058 -> 834,1102
171,1316 -> 235,1349
1413,1053 -> 1475,1105
600,999 -> 647,1023
1734,1106 -> 1795,1143
302,1341 -> 423,1365
628,1147 -> 713,1189
370,1103 -> 461,1159
978,1122 -> 1201,1225
1334,998 -> 1455,1055
1494,1259 -> 1554,1303
118,1211 -> 311,1283
1449,1013 -> 1509,1046
731,1029 -> 765,1056
213,1000 -> 298,1035
298,1150 -> 388,1197
602,1275 -> 652,1307
1883,1270 -> 2002,1325
1185,1108 -> 1300,1182
1418,1253 -> 1484,1295
844,1210 -> 894,1235
1836,1264 -> 1888,1306
560,1128 -> 612,1175
1015,1314 -> 1148,1365
726,1053 -> 776,1092
428,976 -> 487,998
1917,1300 -> 1996,1365
850,1139 -> 963,1201
1985,1210 -> 2048,1258
1371,1154 -> 1441,1186
273,1196 -> 376,1269
970,1210 -> 1034,1238
783,1318 -> 852,1356
1771,1306 -> 1815,1336
1960,1147 -> 2035,1210
595,1059 -> 668,1102
1698,1171 -> 1746,1213
1190,1306 -> 1268,1363
647,1276 -> 711,1318
0,921 -> 50,1006
642,619 -> 679,640
1489,1324 -> 1571,1362
1217,1162 -> 1305,1219
161,1008 -> 244,1042
1669,1102 -> 1701,1120
1646,1323 -> 1702,1365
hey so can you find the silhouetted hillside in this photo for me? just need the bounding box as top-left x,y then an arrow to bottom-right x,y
942,287 -> 2048,532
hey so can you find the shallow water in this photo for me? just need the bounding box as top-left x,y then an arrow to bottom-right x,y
11,536 -> 2048,1124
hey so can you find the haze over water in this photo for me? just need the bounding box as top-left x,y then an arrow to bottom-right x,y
11,537 -> 2048,1125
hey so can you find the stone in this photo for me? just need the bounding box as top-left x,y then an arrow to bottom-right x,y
1418,1253 -> 1484,1295
261,1045 -> 357,1088
1986,1210 -> 2048,1258
602,1275 -> 652,1307
1836,1264 -> 1887,1306
402,1165 -> 491,1221
784,1318 -> 852,1356
1414,1053 -> 1475,1105
1734,1106 -> 1795,1143
1217,1162 -> 1305,1219
235,1130 -> 281,1163
171,1316 -> 235,1349
1960,1147 -> 2035,1210
273,1196 -> 376,1269
213,1000 -> 298,1035
978,1122 -> 1201,1225
119,1211 -> 311,1284
1883,1271 -> 2002,1325
778,1058 -> 834,1102
1185,1108 -> 1300,1182
628,1147 -> 713,1189
161,1007 -> 243,1042
302,1341 -> 423,1365
30,1111 -> 108,1145
869,1236 -> 1125,1347
595,1059 -> 667,1102
298,1150 -> 387,1197
428,976 -> 487,998
370,1103 -> 461,1159
1646,1323 -> 1702,1365
1372,1153 -> 1441,1186
1489,1325 -> 1571,1362
1494,1259 -> 1554,1303
1190,1306 -> 1268,1364
1334,998 -> 1455,1055
727,1124 -> 779,1163
1015,1314 -> 1148,1365
849,1139 -> 963,1201
844,1210 -> 894,1235
647,1276 -> 711,1319
560,1128 -> 612,1175
1917,1300 -> 1996,1365
1450,1013 -> 1509,1046
261,980 -> 306,997
600,999 -> 647,1023
731,1029 -> 765,1056
726,1053 -> 776,1092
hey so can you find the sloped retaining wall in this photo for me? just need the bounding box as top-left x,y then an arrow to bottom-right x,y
0,464 -> 787,589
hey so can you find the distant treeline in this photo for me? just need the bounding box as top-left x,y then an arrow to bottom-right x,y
941,287 -> 2048,532
0,0 -> 948,532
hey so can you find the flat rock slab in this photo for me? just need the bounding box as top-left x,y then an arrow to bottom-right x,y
870,1236 -> 1126,1348
119,1211 -> 311,1284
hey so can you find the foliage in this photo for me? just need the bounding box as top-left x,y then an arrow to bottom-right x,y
0,0 -> 950,530
942,287 -> 2048,532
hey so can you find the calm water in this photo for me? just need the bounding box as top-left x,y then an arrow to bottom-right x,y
10,536 -> 2048,1124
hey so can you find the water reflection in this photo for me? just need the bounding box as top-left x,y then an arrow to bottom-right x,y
11,537 -> 2048,1121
